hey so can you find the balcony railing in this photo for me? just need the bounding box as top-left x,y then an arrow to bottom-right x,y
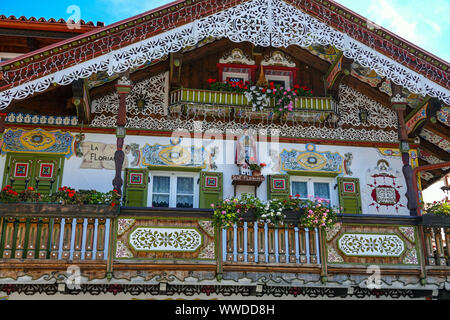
0,205 -> 449,283
169,88 -> 339,122
223,222 -> 321,265
0,204 -> 117,261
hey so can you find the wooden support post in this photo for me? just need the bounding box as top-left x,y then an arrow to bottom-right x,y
113,76 -> 132,197
25,218 -> 39,259
391,84 -> 418,216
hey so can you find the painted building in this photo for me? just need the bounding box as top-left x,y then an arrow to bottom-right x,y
0,0 -> 449,300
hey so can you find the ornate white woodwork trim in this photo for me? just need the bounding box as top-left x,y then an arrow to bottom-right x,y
91,72 -> 168,116
1,0 -> 449,109
90,113 -> 399,142
338,84 -> 398,129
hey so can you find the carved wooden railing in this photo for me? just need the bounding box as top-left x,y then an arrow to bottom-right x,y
0,204 -> 118,261
169,88 -> 338,122
222,222 -> 322,265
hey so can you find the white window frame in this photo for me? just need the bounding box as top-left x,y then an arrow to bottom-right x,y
265,74 -> 292,90
290,176 -> 337,206
148,172 -> 199,209
222,71 -> 249,83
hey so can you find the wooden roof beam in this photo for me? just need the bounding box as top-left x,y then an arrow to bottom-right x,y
419,137 -> 450,161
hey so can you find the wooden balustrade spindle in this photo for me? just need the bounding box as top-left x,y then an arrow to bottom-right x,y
96,218 -> 106,260
73,218 -> 85,260
62,218 -> 73,260
268,224 -> 276,263
14,218 -> 28,259
26,218 -> 39,259
288,225 -> 297,263
434,228 -> 446,266
38,218 -> 50,259
237,222 -> 244,262
50,218 -> 62,259
309,228 -> 317,264
278,227 -> 286,263
257,223 -> 265,263
445,228 -> 450,266
247,222 -> 255,262
226,227 -> 234,262
423,227 -> 436,266
84,219 -> 96,260
299,228 -> 307,264
1,217 -> 16,259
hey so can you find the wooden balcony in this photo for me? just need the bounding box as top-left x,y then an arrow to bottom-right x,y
169,88 -> 339,122
0,205 -> 448,298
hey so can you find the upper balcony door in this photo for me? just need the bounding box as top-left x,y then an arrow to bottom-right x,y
149,172 -> 199,209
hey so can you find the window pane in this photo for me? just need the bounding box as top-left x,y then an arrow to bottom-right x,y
314,183 -> 330,200
177,177 -> 194,194
153,176 -> 170,193
292,181 -> 308,198
177,195 -> 194,208
152,194 -> 170,208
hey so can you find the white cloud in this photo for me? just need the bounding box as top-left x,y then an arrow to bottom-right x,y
366,0 -> 423,44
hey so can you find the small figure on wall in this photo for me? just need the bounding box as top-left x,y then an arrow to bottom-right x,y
236,127 -> 257,175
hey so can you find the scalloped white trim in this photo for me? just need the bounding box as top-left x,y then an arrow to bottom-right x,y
1,0 -> 449,109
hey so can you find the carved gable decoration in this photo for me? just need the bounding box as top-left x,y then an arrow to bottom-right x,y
261,50 -> 296,68
219,48 -> 255,65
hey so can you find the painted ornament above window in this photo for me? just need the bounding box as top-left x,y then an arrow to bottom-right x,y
1,128 -> 74,158
280,144 -> 343,175
365,160 -> 406,214
141,137 -> 206,169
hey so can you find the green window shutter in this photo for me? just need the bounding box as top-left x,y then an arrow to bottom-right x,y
199,172 -> 223,208
337,177 -> 362,214
124,168 -> 149,207
3,154 -> 63,195
267,175 -> 290,200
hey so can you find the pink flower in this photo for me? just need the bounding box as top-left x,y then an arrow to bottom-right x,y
210,204 -> 215,208
222,211 -> 226,215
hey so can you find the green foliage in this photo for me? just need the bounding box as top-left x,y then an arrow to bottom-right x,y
423,200 -> 450,216
0,185 -> 121,207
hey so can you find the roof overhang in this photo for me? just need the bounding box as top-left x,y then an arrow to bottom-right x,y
0,0 -> 449,109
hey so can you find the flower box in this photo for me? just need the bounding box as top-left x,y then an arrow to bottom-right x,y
0,203 -> 119,217
421,214 -> 450,228
284,210 -> 304,224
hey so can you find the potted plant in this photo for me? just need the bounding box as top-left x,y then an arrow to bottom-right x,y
422,200 -> 450,227
246,158 -> 267,176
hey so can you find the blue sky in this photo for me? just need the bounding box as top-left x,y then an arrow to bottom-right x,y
0,0 -> 449,62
